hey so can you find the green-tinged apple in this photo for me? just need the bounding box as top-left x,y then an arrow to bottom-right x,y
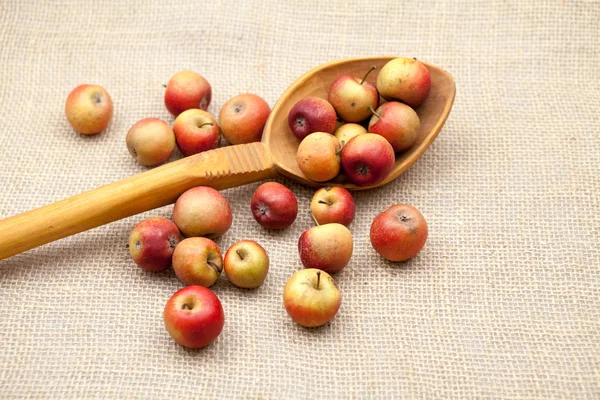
172,237 -> 223,287
283,269 -> 341,328
173,109 -> 220,157
163,286 -> 224,349
224,240 -> 269,289
126,118 -> 176,166
334,123 -> 367,146
376,57 -> 431,107
65,84 -> 113,135
219,94 -> 271,144
309,186 -> 355,226
173,186 -> 232,238
164,70 -> 212,116
370,204 -> 428,262
298,216 -> 353,272
128,217 -> 182,272
288,97 -> 337,140
296,132 -> 341,182
328,65 -> 379,123
341,133 -> 395,186
250,182 -> 298,229
368,102 -> 420,152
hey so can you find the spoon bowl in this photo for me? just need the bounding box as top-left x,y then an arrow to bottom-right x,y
0,57 -> 455,260
264,56 -> 455,189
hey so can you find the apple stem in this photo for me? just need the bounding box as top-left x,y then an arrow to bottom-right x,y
359,65 -> 377,85
309,211 -> 320,226
335,141 -> 345,155
207,260 -> 222,272
236,249 -> 244,260
318,200 -> 333,206
316,271 -> 321,290
369,105 -> 381,119
198,122 -> 214,128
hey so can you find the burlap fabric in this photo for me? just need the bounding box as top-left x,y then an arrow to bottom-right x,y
1,1 -> 598,398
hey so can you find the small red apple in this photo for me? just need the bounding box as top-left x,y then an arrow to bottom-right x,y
126,118 -> 176,166
309,186 -> 355,227
287,97 -> 337,140
368,102 -> 420,152
65,84 -> 113,135
172,237 -> 223,287
296,132 -> 342,182
341,133 -> 395,186
370,204 -> 428,262
128,217 -> 182,272
298,218 -> 353,273
219,94 -> 271,144
376,57 -> 431,108
250,182 -> 298,229
224,240 -> 269,289
283,269 -> 341,328
163,285 -> 224,349
172,109 -> 220,157
164,70 -> 212,116
172,186 -> 232,238
327,65 -> 379,123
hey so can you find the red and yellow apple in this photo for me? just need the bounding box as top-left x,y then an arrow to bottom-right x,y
376,57 -> 431,108
128,217 -> 182,272
370,204 -> 428,262
172,237 -> 223,287
65,84 -> 113,135
328,66 -> 379,123
163,285 -> 224,349
341,133 -> 395,186
283,269 -> 341,328
368,102 -> 420,152
287,97 -> 337,140
126,118 -> 176,166
224,240 -> 269,289
250,182 -> 298,229
219,94 -> 271,144
164,70 -> 212,116
298,222 -> 353,273
309,186 -> 355,227
173,109 -> 220,157
296,132 -> 342,182
172,186 -> 232,238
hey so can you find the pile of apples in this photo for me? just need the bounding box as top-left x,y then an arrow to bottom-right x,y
289,57 -> 431,186
63,58 -> 430,350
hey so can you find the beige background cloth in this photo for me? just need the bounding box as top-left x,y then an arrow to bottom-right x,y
1,0 -> 599,398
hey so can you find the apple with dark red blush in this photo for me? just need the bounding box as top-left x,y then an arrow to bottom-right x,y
370,204 -> 428,262
250,182 -> 298,229
163,285 -> 224,349
128,217 -> 182,272
287,97 -> 337,140
341,133 -> 395,186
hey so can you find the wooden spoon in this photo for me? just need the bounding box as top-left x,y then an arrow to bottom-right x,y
0,56 -> 455,260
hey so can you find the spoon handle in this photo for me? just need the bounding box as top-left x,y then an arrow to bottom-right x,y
0,142 -> 276,260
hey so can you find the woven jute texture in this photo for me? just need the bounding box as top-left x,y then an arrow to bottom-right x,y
1,0 -> 599,398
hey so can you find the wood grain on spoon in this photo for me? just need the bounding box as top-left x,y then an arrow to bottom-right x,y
0,57 -> 455,260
